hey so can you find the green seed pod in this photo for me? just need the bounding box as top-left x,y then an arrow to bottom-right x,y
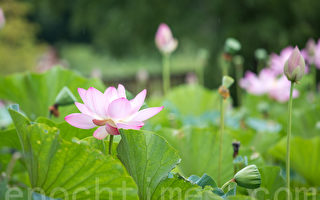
224,38 -> 241,55
254,48 -> 268,61
222,76 -> 234,89
234,165 -> 261,189
55,87 -> 77,106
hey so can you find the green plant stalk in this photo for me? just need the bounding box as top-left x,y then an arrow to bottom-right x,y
222,61 -> 229,76
286,82 -> 294,200
6,152 -> 21,181
162,54 -> 171,95
196,64 -> 204,86
312,64 -> 317,92
235,64 -> 243,106
221,178 -> 235,191
109,135 -> 114,155
257,60 -> 264,73
218,97 -> 226,186
101,138 -> 106,155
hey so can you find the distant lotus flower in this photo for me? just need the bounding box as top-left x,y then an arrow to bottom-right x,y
240,69 -> 275,95
269,47 -> 294,75
65,85 -> 163,140
284,47 -> 305,82
155,23 -> 178,54
302,39 -> 320,69
240,69 -> 298,102
269,75 -> 299,102
0,8 -> 5,29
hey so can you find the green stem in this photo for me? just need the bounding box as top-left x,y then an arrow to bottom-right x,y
257,60 -> 264,73
312,64 -> 317,92
286,82 -> 294,200
221,179 -> 234,191
218,97 -> 226,186
6,152 -> 21,181
162,54 -> 171,95
235,64 -> 243,106
101,138 -> 106,154
109,135 -> 114,155
197,65 -> 204,86
222,62 -> 229,76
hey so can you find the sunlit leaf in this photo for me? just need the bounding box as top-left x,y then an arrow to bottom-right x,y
9,108 -> 138,199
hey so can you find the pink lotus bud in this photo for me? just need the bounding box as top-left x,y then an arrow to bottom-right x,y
306,39 -> 316,56
284,47 -> 306,82
0,8 -> 5,29
155,23 -> 178,54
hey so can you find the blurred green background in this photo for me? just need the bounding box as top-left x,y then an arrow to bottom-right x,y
1,0 -> 320,89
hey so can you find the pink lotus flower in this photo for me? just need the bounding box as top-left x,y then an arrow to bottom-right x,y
269,47 -> 294,75
240,69 -> 298,102
269,76 -> 299,102
0,8 -> 5,29
65,85 -> 163,140
155,23 -> 178,54
240,69 -> 275,95
302,39 -> 320,69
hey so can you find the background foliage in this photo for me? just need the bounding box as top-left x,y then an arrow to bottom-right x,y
2,0 -> 320,87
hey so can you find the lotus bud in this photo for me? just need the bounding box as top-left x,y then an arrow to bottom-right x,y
224,38 -> 241,55
55,87 -> 77,106
284,47 -> 305,82
222,76 -> 234,89
0,8 -> 5,29
306,39 -> 316,56
234,164 -> 261,189
155,23 -> 178,54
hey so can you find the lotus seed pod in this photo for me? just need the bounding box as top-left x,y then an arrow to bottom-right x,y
284,47 -> 305,82
254,48 -> 268,61
224,38 -> 241,55
222,76 -> 234,89
234,165 -> 261,189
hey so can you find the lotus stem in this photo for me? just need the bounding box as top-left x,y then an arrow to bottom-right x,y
312,64 -> 317,92
218,97 -> 226,186
162,54 -> 171,95
6,152 -> 21,180
286,81 -> 294,200
235,64 -> 243,106
109,135 -> 114,155
221,178 -> 235,191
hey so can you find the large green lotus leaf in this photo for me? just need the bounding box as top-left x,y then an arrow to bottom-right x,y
9,109 -> 138,199
0,128 -> 22,172
227,196 -> 256,200
0,67 -> 104,121
242,93 -> 320,138
269,136 -> 320,186
117,129 -> 181,199
117,129 -> 224,200
164,85 -> 220,116
35,117 -> 93,141
229,128 -> 281,156
253,166 -> 286,200
147,85 -> 221,129
155,126 -> 234,186
152,174 -> 224,200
